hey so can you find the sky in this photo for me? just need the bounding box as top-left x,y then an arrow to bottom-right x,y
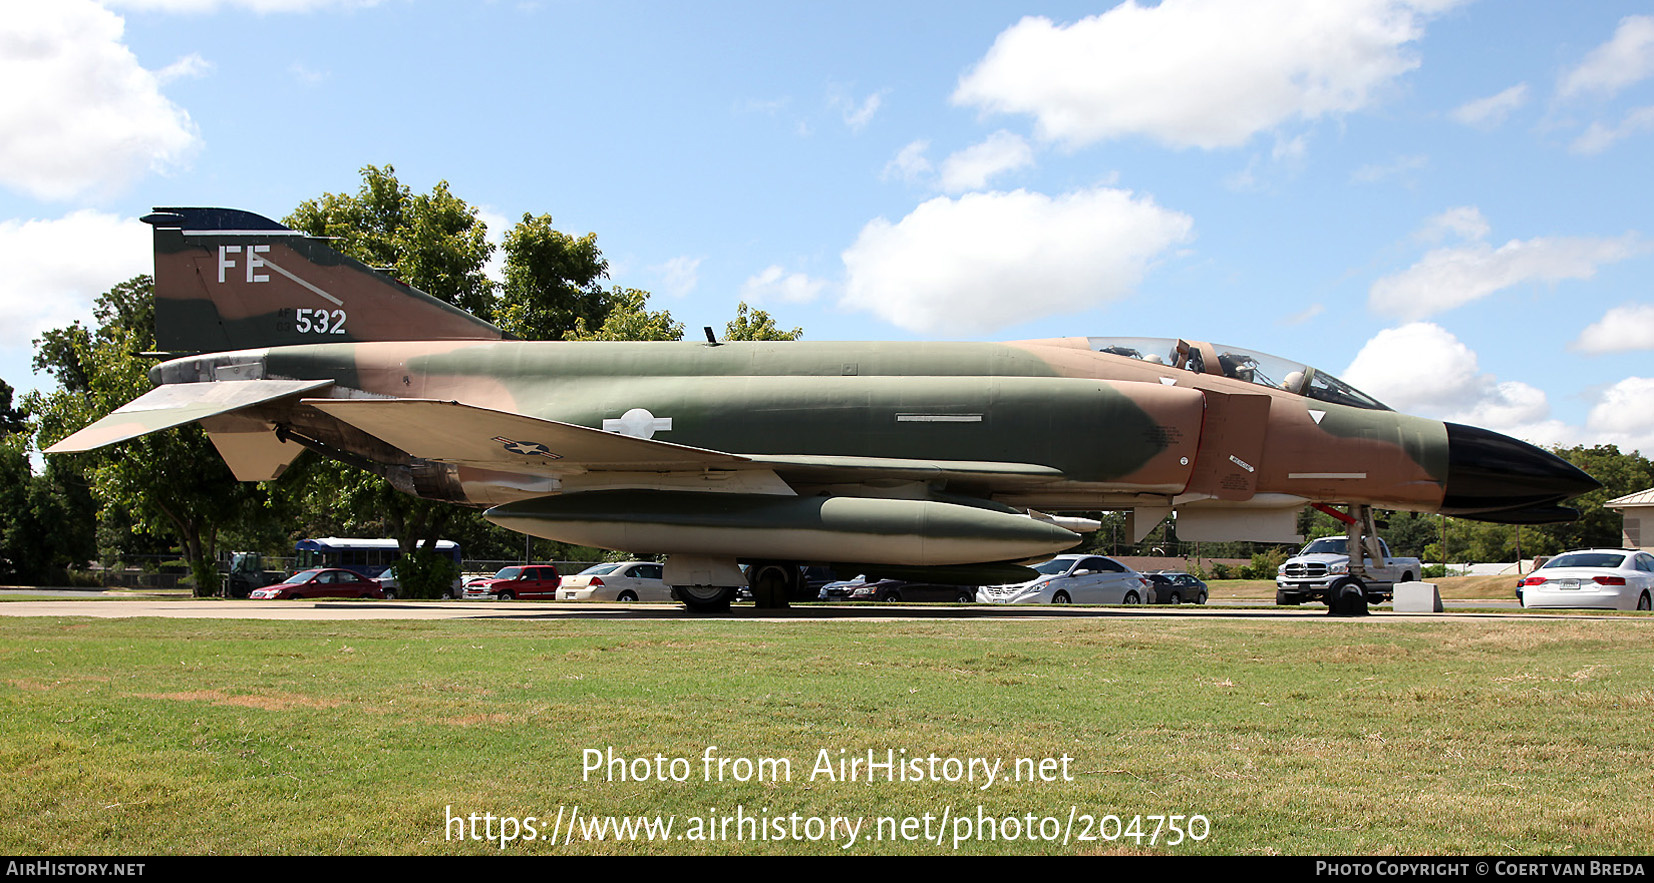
2,0 -> 1652,456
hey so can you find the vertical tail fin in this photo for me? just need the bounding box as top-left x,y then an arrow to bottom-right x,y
144,207 -> 507,354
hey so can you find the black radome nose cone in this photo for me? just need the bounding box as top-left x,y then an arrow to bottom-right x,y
1440,422 -> 1601,520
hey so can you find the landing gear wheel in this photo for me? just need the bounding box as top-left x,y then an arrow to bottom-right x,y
746,561 -> 800,609
678,583 -> 736,613
1328,579 -> 1369,616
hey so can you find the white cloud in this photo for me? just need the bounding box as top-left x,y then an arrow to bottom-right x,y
0,0 -> 202,201
1369,211 -> 1647,320
938,131 -> 1034,193
1341,323 -> 1570,446
1351,154 -> 1428,185
156,53 -> 211,83
655,256 -> 702,298
1449,83 -> 1528,129
1416,205 -> 1490,243
1280,304 -> 1323,326
882,140 -> 933,184
952,0 -> 1456,150
288,61 -> 328,85
1558,15 -> 1654,100
0,211 -> 152,349
840,186 -> 1193,334
1573,303 -> 1654,354
1585,377 -> 1654,455
829,87 -> 886,133
741,265 -> 826,304
1569,105 -> 1654,155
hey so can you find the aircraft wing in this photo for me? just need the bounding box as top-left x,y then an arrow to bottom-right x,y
302,398 -> 750,473
45,379 -> 333,453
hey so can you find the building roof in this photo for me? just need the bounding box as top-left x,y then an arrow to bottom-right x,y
1606,487 -> 1654,508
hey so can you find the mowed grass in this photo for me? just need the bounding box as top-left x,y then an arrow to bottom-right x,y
1,615 -> 1650,855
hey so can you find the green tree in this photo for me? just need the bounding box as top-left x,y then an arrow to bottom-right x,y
567,287 -> 685,341
30,279 -> 277,594
723,302 -> 802,341
495,212 -> 612,340
287,165 -> 496,320
1535,445 -> 1653,551
0,378 -> 26,437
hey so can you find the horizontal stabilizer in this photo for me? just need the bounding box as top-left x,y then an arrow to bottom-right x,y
45,379 -> 333,453
303,398 -> 749,473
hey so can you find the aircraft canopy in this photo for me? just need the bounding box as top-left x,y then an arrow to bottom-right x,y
1086,337 -> 1391,411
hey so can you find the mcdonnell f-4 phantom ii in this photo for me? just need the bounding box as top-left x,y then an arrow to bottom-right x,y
48,208 -> 1599,612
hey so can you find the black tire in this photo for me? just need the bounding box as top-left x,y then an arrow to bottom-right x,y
1052,591 -> 1071,604
616,590 -> 638,602
1276,590 -> 1302,606
1167,591 -> 1182,605
1123,590 -> 1140,605
883,589 -> 904,602
382,589 -> 396,600
1328,579 -> 1368,616
678,583 -> 736,613
1400,572 -> 1415,584
746,561 -> 798,609
1196,591 -> 1207,605
956,589 -> 975,603
1639,592 -> 1650,612
497,590 -> 515,601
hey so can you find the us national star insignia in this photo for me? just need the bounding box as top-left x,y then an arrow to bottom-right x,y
492,436 -> 562,459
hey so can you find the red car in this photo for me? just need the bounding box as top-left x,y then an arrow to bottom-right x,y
465,564 -> 561,600
249,568 -> 387,600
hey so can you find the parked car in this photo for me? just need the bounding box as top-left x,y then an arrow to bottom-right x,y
465,564 -> 561,600
978,554 -> 1151,605
1517,549 -> 1654,611
846,579 -> 978,603
818,575 -> 866,601
1147,572 -> 1209,604
375,564 -> 465,599
557,561 -> 670,602
249,568 -> 386,600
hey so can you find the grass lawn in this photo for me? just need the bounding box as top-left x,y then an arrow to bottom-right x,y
2,614 -> 1649,855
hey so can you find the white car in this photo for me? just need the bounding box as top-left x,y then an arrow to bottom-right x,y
557,561 -> 670,602
1518,549 -> 1654,611
375,565 -> 465,599
979,554 -> 1152,605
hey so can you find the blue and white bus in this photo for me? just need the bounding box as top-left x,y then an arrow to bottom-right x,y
294,537 -> 462,579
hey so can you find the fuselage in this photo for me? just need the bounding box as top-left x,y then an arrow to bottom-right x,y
154,336 -> 1462,516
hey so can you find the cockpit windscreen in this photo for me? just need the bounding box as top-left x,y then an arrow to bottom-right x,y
1087,337 -> 1391,411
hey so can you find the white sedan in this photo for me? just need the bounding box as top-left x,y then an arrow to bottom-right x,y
556,561 -> 670,602
1518,549 -> 1654,611
978,554 -> 1152,605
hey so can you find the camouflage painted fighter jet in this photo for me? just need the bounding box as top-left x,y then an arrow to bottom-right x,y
48,208 -> 1599,611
